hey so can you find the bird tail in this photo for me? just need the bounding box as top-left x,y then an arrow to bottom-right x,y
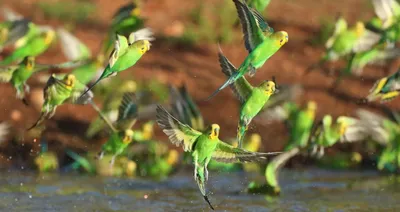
27,111 -> 47,131
205,76 -> 236,101
194,165 -> 214,210
237,120 -> 248,148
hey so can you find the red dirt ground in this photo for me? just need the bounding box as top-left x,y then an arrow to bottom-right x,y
0,0 -> 399,167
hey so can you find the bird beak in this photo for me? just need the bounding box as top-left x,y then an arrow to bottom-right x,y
274,88 -> 280,94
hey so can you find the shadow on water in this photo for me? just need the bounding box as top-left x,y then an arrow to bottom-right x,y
1,168 -> 400,211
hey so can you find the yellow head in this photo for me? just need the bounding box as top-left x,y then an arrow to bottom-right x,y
63,74 -> 76,88
272,31 -> 289,47
120,80 -> 137,92
209,124 -> 220,140
23,56 -> 35,71
122,129 -> 134,144
134,40 -> 151,54
248,133 -> 262,151
354,22 -> 365,37
143,121 -> 154,139
306,101 -> 317,118
167,149 -> 179,165
0,28 -> 9,43
43,30 -> 56,45
260,80 -> 277,95
130,7 -> 141,16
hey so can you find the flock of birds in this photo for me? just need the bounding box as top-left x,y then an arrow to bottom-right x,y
0,0 -> 400,210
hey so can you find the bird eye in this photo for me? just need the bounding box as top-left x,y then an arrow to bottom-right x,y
141,47 -> 145,50
280,39 -> 283,43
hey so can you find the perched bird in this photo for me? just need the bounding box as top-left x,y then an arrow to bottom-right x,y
366,69 -> 400,102
0,27 -> 56,65
218,48 -> 278,147
27,74 -> 93,130
156,105 -> 280,210
207,0 -> 288,99
85,80 -> 137,138
0,56 -> 87,100
246,0 -> 271,13
138,149 -> 179,180
95,92 -> 139,166
102,0 -> 144,55
34,139 -> 59,172
57,27 -> 105,85
80,28 -> 153,96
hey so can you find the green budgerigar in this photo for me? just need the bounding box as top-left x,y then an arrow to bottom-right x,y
102,0 -> 144,55
207,0 -> 288,99
0,56 -> 86,100
0,19 -> 31,51
156,105 -> 280,210
80,28 -> 153,96
27,74 -> 93,130
95,92 -> 139,165
218,48 -> 278,147
367,69 -> 400,102
0,27 -> 56,65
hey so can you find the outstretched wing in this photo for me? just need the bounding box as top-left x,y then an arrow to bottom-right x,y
372,0 -> 400,28
128,28 -> 154,44
116,92 -> 138,130
233,0 -> 269,53
156,105 -> 202,152
212,140 -> 280,163
218,46 -> 253,103
57,27 -> 92,61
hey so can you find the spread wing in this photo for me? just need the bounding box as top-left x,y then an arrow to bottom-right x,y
233,0 -> 270,53
218,46 -> 253,103
109,34 -> 128,68
372,0 -> 400,28
115,92 -> 138,130
57,27 -> 92,61
156,105 -> 202,152
212,140 -> 280,163
352,30 -> 382,53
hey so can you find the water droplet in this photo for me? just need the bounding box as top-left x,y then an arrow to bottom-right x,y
144,194 -> 149,199
20,182 -> 23,186
28,195 -> 32,199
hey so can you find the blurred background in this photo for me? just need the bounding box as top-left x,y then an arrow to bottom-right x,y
1,0 -> 400,210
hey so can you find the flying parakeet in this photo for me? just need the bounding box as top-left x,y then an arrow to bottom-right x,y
367,69 -> 400,102
102,0 -> 144,55
0,27 -> 56,65
95,92 -> 139,166
207,0 -> 288,99
369,0 -> 400,31
218,47 -> 278,147
80,28 -> 153,97
156,105 -> 280,210
0,56 -> 87,100
27,74 -> 94,130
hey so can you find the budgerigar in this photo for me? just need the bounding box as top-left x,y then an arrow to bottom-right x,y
0,27 -> 56,65
95,92 -> 139,166
0,56 -> 87,100
246,0 -> 271,13
102,0 -> 144,55
27,74 -> 94,130
80,28 -> 153,96
207,0 -> 288,99
156,105 -> 280,210
218,47 -> 278,147
367,69 -> 400,102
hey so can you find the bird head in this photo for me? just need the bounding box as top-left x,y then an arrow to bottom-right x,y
22,56 -> 35,71
354,22 -> 365,37
43,30 -> 56,45
119,80 -> 137,93
248,133 -> 262,151
209,124 -> 220,140
64,74 -> 76,88
167,149 -> 179,165
260,80 -> 277,95
273,31 -> 289,47
142,121 -> 154,139
122,129 -> 134,144
130,7 -> 140,16
306,101 -> 317,118
135,40 -> 151,54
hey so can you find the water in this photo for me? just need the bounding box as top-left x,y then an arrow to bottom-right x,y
0,168 -> 400,211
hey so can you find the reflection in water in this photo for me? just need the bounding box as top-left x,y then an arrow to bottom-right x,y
1,168 -> 400,211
